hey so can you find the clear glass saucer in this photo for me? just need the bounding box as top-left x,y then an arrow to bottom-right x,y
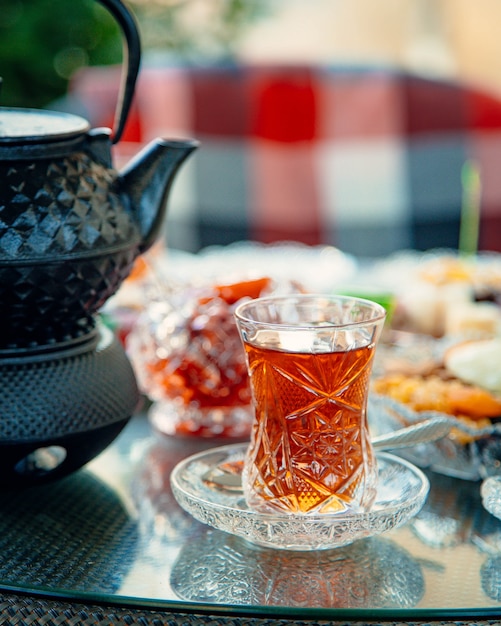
170,444 -> 430,551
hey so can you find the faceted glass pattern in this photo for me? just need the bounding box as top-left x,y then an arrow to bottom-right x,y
127,281 -> 272,438
235,295 -> 386,515
170,444 -> 429,551
243,343 -> 377,514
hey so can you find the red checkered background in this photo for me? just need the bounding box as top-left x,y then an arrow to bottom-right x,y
69,61 -> 501,257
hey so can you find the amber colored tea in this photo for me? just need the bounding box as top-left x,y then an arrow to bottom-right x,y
243,342 -> 377,514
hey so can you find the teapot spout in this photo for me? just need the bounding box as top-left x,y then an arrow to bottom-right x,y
119,138 -> 198,253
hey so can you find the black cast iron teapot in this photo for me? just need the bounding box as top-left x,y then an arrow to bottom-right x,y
0,0 -> 197,486
0,0 -> 197,350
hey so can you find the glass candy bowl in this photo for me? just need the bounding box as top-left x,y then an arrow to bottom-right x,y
127,278 -> 273,438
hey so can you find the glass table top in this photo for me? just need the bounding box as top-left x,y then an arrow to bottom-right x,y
1,412 -> 501,622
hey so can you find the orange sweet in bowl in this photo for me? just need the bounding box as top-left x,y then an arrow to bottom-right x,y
128,277 -> 274,438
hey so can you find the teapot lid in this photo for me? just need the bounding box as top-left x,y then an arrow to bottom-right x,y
0,108 -> 90,144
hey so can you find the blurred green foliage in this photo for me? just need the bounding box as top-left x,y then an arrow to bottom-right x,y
0,0 -> 272,110
0,0 -> 122,108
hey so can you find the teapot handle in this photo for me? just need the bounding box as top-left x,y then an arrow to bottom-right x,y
96,0 -> 141,144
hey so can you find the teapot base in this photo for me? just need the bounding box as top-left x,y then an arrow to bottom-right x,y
0,314 -> 97,354
0,323 -> 139,487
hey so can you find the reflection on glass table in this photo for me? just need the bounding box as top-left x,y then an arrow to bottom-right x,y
0,470 -> 138,594
0,414 -> 500,622
170,531 -> 424,608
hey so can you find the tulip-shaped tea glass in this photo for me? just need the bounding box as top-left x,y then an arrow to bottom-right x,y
234,295 -> 386,515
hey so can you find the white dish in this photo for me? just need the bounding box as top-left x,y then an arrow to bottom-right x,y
165,240 -> 358,292
170,444 -> 429,551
